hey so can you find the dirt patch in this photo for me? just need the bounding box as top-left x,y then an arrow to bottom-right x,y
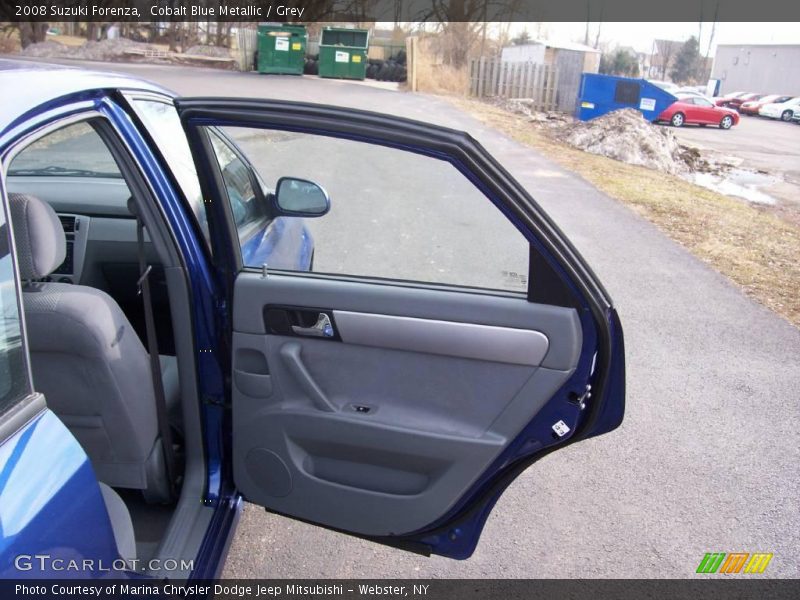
450,96 -> 800,329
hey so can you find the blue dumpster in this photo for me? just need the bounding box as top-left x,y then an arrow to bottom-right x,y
577,73 -> 677,121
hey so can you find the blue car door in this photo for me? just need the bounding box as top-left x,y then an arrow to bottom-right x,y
176,99 -> 626,560
0,179 -> 122,578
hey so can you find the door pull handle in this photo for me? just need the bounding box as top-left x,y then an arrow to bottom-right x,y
291,313 -> 335,338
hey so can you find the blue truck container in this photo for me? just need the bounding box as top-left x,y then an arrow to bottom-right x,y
577,73 -> 677,121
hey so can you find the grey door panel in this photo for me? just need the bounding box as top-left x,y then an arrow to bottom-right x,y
232,273 -> 582,536
234,273 -> 582,370
333,311 -> 550,366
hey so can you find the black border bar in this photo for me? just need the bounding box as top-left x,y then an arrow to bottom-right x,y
3,579 -> 800,600
2,0 -> 800,23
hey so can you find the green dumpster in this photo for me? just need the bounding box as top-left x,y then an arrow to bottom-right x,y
318,27 -> 369,80
256,24 -> 307,75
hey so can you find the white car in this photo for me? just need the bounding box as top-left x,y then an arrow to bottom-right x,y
674,88 -> 705,98
758,96 -> 800,121
648,79 -> 679,93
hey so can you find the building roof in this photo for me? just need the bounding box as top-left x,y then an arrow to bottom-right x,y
715,43 -> 800,49
652,39 -> 683,55
511,40 -> 600,54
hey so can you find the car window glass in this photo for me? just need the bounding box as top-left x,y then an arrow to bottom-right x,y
207,129 -> 268,237
128,98 -> 210,245
7,122 -> 121,179
209,126 -> 529,292
0,199 -> 32,419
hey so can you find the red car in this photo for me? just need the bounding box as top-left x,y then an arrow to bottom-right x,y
712,91 -> 747,107
722,92 -> 764,111
657,95 -> 740,129
740,94 -> 793,115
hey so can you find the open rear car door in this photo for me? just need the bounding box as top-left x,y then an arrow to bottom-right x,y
175,99 -> 625,559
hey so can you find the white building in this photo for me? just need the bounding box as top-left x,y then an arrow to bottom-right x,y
711,44 -> 800,95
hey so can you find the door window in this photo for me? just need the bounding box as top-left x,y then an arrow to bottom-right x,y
205,126 -> 530,292
127,98 -> 210,245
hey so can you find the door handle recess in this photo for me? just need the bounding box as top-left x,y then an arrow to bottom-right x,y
280,342 -> 337,412
291,313 -> 335,338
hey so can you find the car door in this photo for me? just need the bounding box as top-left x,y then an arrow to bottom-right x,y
693,97 -> 718,124
175,99 -> 625,559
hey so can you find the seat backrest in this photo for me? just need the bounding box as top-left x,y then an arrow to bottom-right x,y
8,193 -> 159,486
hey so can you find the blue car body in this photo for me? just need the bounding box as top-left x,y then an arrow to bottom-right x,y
0,59 -> 625,579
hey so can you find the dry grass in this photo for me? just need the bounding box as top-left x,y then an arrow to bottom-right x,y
413,40 -> 468,96
453,98 -> 800,328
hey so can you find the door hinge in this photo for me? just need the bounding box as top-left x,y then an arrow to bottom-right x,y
568,384 -> 592,410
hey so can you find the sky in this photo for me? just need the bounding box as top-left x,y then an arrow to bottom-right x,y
506,22 -> 800,54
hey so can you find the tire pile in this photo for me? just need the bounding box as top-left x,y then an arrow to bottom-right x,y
302,50 -> 407,82
303,54 -> 319,75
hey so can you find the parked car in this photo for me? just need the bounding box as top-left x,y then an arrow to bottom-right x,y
712,91 -> 747,106
0,60 -> 625,577
739,94 -> 793,115
793,111 -> 800,125
721,92 -> 764,111
647,79 -> 679,93
759,96 -> 800,121
674,88 -> 706,98
657,93 -> 740,129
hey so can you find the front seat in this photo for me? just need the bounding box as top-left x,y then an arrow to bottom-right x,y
9,193 -> 174,503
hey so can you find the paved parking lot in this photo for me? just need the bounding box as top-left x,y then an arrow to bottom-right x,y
18,59 -> 800,578
669,114 -> 800,208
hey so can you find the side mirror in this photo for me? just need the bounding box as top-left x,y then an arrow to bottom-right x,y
272,177 -> 330,217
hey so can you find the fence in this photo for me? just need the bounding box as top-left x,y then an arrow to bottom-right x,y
469,57 -> 560,112
236,26 -> 258,71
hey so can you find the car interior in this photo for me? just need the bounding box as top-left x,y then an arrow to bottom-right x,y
5,117 -> 204,574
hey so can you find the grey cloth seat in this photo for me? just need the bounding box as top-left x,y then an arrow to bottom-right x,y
9,193 -> 175,502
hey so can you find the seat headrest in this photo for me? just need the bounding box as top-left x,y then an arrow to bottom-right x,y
8,193 -> 66,280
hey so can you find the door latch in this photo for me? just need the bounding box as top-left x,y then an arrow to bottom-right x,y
568,384 -> 592,410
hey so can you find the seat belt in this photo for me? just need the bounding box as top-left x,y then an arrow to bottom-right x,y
135,215 -> 177,496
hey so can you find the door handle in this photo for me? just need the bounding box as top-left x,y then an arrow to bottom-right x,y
280,342 -> 337,412
291,313 -> 335,338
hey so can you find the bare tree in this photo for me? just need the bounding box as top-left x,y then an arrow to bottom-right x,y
704,1 -> 720,59
416,0 -> 524,67
16,23 -> 49,48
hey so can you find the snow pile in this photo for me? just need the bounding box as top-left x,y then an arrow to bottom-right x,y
184,45 -> 232,58
554,108 -> 690,174
20,38 -> 166,62
491,97 -> 571,127
18,41 -> 69,58
75,39 -> 165,61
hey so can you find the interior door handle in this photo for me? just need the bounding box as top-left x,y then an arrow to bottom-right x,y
291,313 -> 335,338
280,342 -> 337,412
